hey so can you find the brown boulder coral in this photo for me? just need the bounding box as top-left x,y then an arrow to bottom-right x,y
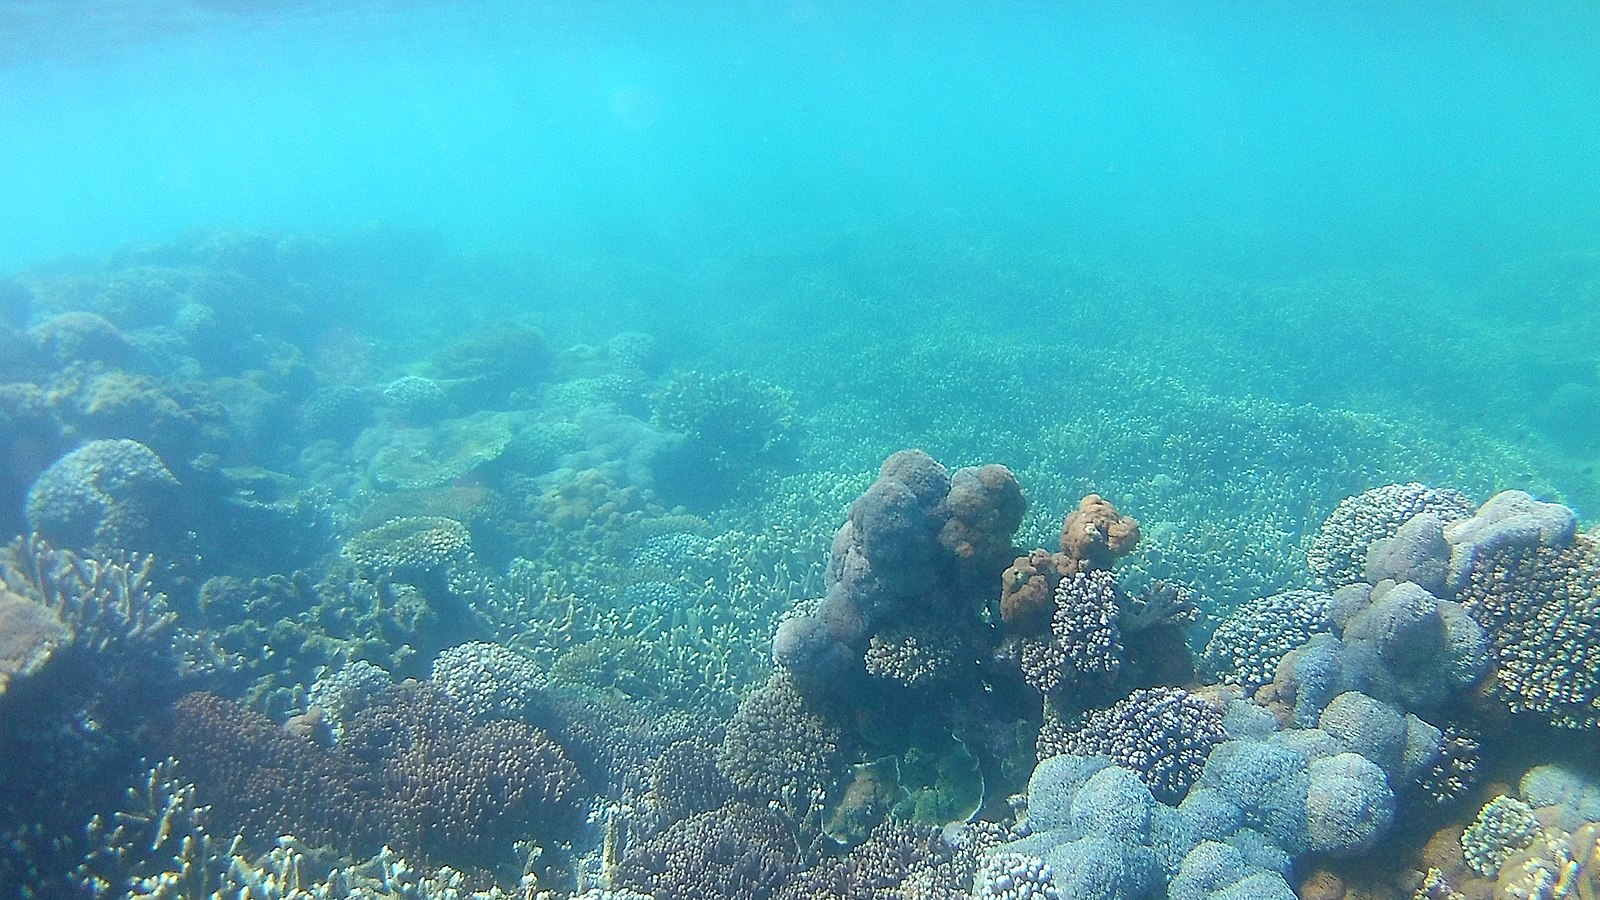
999,494 -> 1139,634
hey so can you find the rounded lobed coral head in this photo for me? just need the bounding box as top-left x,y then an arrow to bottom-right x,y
1001,550 -> 1060,634
772,612 -> 854,686
878,449 -> 952,510
1059,494 -> 1140,571
849,477 -> 937,567
938,464 -> 1027,562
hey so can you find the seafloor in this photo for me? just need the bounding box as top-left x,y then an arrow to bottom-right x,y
1,227 -> 1597,900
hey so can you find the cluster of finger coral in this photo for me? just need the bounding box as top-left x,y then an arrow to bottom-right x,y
430,639 -> 545,722
1292,485 -> 1600,730
778,819 -> 986,900
1451,495 -> 1600,728
1039,687 -> 1227,804
1018,571 -> 1124,696
715,672 -> 845,818
979,481 -> 1587,900
1413,763 -> 1600,900
611,802 -> 797,900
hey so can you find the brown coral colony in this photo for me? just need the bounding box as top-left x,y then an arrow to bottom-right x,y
1000,492 -> 1140,634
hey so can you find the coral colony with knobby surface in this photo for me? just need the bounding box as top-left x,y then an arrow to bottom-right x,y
3,16 -> 1600,892
3,240 -> 1599,899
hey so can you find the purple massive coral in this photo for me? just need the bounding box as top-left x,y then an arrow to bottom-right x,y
773,449 -> 1024,691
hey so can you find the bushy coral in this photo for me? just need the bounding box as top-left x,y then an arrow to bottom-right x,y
779,819 -> 983,900
1200,589 -> 1333,694
716,674 -> 845,817
653,368 -> 796,467
971,851 -> 1062,900
1460,795 -> 1543,879
163,682 -> 587,870
341,681 -> 587,866
305,658 -> 392,739
430,640 -> 544,722
379,374 -> 449,422
1411,722 -> 1483,809
0,537 -> 183,892
1018,571 -> 1123,697
863,618 -> 962,690
612,802 -> 796,900
1454,512 -> 1600,728
160,690 -> 386,854
0,534 -> 174,659
1496,820 -> 1600,900
345,515 -> 474,573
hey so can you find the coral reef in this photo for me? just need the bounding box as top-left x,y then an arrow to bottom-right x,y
429,321 -> 553,409
430,639 -> 545,722
1000,493 -> 1140,634
160,682 -> 588,871
1018,570 -> 1124,697
773,449 -> 1024,693
1452,495 -> 1600,728
342,680 -> 588,866
716,673 -> 846,820
79,758 -> 526,899
652,368 -> 796,472
0,536 -> 186,893
362,410 -> 518,491
159,690 -> 389,853
3,225 -> 1599,900
780,819 -> 985,899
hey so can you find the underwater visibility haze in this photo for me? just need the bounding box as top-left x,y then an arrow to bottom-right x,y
3,2 -> 1600,898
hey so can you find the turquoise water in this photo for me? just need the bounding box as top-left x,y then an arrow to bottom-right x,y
4,2 -> 1600,897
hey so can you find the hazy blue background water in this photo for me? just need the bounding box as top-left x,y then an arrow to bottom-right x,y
6,1 -> 1599,275
5,0 -> 1600,536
